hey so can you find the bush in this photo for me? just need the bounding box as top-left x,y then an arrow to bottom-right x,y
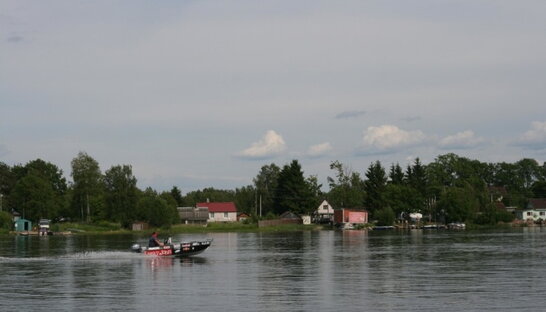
0,211 -> 12,230
375,207 -> 395,226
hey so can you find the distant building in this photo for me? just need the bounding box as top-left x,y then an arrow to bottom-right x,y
237,213 -> 250,222
334,208 -> 368,227
517,198 -> 546,221
132,221 -> 149,231
488,186 -> 508,202
38,219 -> 51,236
258,211 -> 303,228
177,207 -> 209,224
14,218 -> 32,232
196,202 -> 238,222
314,200 -> 334,223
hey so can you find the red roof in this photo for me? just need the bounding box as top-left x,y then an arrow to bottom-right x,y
196,202 -> 237,213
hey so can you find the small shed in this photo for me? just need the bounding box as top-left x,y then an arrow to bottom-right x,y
177,207 -> 209,225
238,213 -> 250,222
15,218 -> 32,232
132,221 -> 149,231
334,208 -> 368,226
280,211 -> 301,220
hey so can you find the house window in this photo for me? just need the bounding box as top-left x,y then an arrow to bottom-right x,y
541,212 -> 545,216
323,205 -> 328,210
224,212 -> 228,218
210,212 -> 215,218
527,212 -> 532,216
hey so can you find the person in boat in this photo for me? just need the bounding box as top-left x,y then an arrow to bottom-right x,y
148,231 -> 164,247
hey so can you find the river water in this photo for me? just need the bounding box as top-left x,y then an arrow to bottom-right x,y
1,228 -> 546,312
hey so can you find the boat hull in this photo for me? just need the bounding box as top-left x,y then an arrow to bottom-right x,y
132,239 -> 212,257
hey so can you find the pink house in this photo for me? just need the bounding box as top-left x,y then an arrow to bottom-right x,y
334,208 -> 368,226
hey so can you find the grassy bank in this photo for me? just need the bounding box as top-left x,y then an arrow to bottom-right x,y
52,221 -> 325,235
55,221 -> 131,234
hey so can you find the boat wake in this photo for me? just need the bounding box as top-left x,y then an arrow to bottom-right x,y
0,251 -> 142,263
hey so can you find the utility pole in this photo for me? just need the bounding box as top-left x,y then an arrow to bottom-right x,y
86,192 -> 90,223
259,194 -> 262,217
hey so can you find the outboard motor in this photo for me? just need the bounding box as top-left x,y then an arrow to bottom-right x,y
131,244 -> 141,252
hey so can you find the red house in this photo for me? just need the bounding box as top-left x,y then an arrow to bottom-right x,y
196,202 -> 238,222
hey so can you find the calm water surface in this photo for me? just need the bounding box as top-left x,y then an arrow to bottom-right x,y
1,228 -> 546,312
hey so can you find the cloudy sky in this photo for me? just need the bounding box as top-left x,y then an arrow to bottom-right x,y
1,1 -> 545,192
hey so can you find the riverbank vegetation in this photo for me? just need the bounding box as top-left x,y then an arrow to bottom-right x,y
1,152 -> 545,232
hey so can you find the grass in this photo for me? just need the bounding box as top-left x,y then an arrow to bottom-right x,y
165,222 -> 324,234
55,221 -> 131,234
51,221 -> 325,235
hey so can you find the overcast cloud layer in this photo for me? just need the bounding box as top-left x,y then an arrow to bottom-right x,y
1,1 -> 545,192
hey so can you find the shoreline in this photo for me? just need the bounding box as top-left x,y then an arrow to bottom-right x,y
2,221 -> 536,236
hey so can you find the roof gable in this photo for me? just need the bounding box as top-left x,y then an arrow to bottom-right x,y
196,202 -> 237,213
528,198 -> 546,210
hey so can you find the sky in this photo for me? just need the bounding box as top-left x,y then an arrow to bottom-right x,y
1,0 -> 546,193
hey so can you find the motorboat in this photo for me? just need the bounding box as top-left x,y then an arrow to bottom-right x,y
131,238 -> 212,257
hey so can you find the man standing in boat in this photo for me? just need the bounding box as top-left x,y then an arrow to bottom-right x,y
148,231 -> 164,247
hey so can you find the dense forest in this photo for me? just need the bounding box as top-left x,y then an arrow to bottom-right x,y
1,152 -> 545,229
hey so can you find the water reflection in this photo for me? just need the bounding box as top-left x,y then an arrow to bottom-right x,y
3,229 -> 546,311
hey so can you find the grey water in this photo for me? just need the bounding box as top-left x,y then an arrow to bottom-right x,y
1,228 -> 546,312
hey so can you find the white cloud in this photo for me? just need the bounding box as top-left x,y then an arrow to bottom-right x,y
438,130 -> 485,149
306,142 -> 333,158
359,125 -> 426,155
239,130 -> 286,159
516,121 -> 546,149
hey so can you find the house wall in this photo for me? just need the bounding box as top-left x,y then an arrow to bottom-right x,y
347,211 -> 368,224
519,209 -> 546,221
317,200 -> 334,215
334,209 -> 368,224
258,219 -> 302,227
208,212 -> 237,222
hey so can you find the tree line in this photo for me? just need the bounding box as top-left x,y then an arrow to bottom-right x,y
1,152 -> 545,229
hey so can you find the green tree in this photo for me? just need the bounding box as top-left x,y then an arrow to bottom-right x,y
169,186 -> 184,206
475,202 -> 515,225
388,163 -> 405,185
11,172 -> 57,220
384,184 -> 422,219
10,159 -> 67,221
436,185 -> 479,223
364,161 -> 387,215
273,160 -> 315,215
234,185 -> 256,216
160,190 -> 181,223
253,163 -> 280,216
375,206 -> 395,226
327,160 -> 364,208
70,152 -> 103,222
137,188 -> 175,227
0,211 -> 12,230
406,158 -> 427,198
531,181 -> 546,198
183,187 -> 235,206
0,162 -> 15,212
104,165 -> 138,228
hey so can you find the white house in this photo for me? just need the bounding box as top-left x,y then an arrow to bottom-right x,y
197,202 -> 238,222
517,199 -> 546,222
314,200 -> 334,223
517,209 -> 546,222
